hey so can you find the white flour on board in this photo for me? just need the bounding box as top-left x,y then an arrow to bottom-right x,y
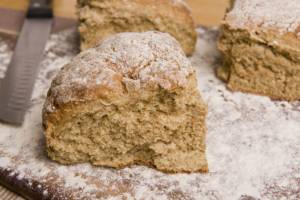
0,28 -> 299,200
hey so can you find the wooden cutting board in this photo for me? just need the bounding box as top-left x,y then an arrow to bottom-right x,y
0,0 -> 229,35
0,27 -> 300,200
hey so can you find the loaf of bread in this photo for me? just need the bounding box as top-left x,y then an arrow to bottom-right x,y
77,0 -> 197,55
217,0 -> 300,100
43,31 -> 208,173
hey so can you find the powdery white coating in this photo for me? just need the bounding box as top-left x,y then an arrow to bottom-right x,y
93,31 -> 192,89
0,28 -> 300,200
226,0 -> 300,34
48,31 -> 193,111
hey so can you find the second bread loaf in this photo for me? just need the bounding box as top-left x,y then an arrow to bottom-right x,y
77,0 -> 197,55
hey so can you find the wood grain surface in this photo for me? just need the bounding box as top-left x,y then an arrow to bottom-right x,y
0,185 -> 23,200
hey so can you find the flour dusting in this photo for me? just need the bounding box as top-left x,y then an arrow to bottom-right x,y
226,0 -> 300,35
45,31 -> 193,115
0,28 -> 300,200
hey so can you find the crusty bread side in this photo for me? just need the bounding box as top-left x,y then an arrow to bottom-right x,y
43,31 -> 208,173
77,0 -> 197,55
217,0 -> 300,100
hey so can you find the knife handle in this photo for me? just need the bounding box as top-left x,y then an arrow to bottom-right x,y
27,0 -> 53,18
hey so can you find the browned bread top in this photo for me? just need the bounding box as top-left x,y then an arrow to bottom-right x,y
77,0 -> 191,11
43,31 -> 194,115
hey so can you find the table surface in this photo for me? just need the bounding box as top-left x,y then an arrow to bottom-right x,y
1,26 -> 300,200
0,1 -> 229,199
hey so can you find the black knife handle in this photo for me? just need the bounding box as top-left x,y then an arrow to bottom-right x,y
27,0 -> 53,18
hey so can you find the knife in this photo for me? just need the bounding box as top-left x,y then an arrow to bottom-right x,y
0,0 -> 53,125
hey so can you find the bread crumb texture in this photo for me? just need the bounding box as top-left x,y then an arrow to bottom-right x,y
218,0 -> 300,100
77,0 -> 197,55
43,31 -> 208,173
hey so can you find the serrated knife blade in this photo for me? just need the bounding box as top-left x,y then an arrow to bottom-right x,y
0,0 -> 52,125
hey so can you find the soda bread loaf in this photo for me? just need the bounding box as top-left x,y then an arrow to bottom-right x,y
217,0 -> 300,100
77,0 -> 197,55
42,31 -> 208,173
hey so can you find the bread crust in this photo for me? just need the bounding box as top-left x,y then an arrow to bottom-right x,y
43,31 -> 194,117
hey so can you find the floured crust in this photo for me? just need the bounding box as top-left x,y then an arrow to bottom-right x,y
44,31 -> 194,115
77,0 -> 197,55
225,0 -> 300,35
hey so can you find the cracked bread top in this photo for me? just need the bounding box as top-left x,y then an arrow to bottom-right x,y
44,31 -> 194,113
78,0 -> 190,10
225,0 -> 300,36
